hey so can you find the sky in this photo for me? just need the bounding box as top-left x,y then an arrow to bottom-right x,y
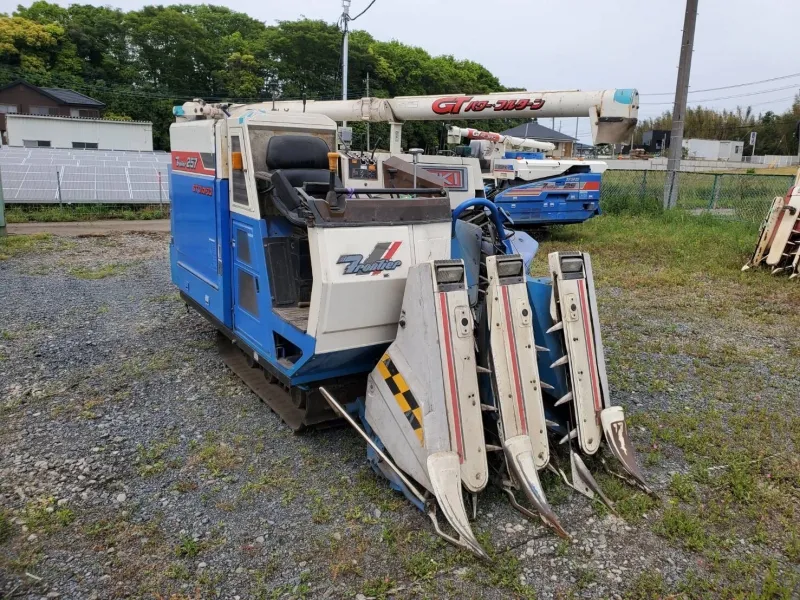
4,0 -> 800,144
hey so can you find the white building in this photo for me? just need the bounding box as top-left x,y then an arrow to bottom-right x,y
682,138 -> 744,162
6,114 -> 153,152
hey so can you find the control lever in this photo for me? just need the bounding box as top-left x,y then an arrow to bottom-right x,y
326,152 -> 345,213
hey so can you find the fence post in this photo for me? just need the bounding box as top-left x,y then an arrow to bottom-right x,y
639,169 -> 648,205
666,170 -> 678,209
0,169 -> 6,237
55,168 -> 63,209
157,170 -> 163,212
709,174 -> 719,209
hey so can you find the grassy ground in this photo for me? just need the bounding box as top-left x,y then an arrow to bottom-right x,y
1,214 -> 798,599
601,170 -> 794,222
724,166 -> 798,176
4,204 -> 169,223
534,212 -> 800,598
0,233 -> 64,260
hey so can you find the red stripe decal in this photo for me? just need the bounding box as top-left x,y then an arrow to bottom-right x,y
439,292 -> 465,462
171,151 -> 215,176
501,286 -> 527,434
581,181 -> 601,191
373,241 -> 402,275
578,281 -> 602,413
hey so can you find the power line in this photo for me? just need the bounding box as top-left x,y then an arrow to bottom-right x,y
641,71 -> 800,96
349,0 -> 378,21
746,95 -> 799,108
641,83 -> 800,105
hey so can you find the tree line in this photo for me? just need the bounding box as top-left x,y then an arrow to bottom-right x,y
0,2 -> 527,150
1,1 -> 798,155
635,103 -> 800,156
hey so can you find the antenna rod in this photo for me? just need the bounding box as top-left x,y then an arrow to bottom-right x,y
341,0 -> 351,128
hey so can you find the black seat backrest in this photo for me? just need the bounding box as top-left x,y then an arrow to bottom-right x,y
265,134 -> 341,196
266,135 -> 330,172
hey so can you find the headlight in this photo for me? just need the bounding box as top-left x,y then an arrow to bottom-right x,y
436,265 -> 464,285
560,258 -> 584,274
496,258 -> 523,278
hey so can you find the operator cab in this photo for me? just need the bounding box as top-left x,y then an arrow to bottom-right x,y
220,112 -> 452,372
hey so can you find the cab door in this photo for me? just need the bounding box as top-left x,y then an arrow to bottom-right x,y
228,127 -> 263,348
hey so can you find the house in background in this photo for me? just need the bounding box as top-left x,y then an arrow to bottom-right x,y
642,130 -> 671,154
574,142 -> 596,157
500,121 -> 578,158
0,80 -> 153,151
682,138 -> 744,162
0,80 -> 106,142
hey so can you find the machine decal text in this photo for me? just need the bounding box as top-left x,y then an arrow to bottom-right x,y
337,241 -> 403,275
192,184 -> 213,196
432,96 -> 546,115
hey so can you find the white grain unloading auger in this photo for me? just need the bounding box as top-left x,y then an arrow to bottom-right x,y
743,168 -> 800,277
171,88 -> 652,559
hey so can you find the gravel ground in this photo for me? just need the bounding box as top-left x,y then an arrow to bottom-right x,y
0,231 -> 783,599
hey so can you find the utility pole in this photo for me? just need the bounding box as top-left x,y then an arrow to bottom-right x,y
663,0 -> 699,209
365,72 -> 370,151
341,0 -> 351,127
574,118 -> 579,158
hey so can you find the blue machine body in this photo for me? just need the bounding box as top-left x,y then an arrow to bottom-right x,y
169,166 -> 385,388
490,171 -> 602,226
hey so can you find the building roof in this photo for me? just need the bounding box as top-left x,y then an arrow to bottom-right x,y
0,80 -> 105,108
7,114 -> 151,125
40,87 -> 105,107
501,121 -> 577,143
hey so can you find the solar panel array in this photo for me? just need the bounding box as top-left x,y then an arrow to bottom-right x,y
0,148 -> 171,204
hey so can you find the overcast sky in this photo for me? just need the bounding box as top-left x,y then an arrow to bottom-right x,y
5,0 -> 800,143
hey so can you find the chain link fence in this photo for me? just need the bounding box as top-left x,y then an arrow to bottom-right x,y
601,170 -> 795,223
1,161 -> 795,225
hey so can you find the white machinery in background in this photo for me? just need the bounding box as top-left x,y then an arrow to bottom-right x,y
255,88 -> 640,153
743,168 -> 800,277
446,124 -> 608,181
177,88 -> 638,221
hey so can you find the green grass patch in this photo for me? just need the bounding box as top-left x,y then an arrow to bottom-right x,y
174,534 -> 203,558
0,233 -> 59,260
623,571 -> 668,600
23,497 -> 76,533
6,204 -> 169,223
360,576 -> 395,600
136,438 -> 177,477
590,470 -> 659,523
654,505 -> 709,552
0,510 -> 13,543
69,263 -> 131,279
537,211 -> 759,288
190,434 -> 241,477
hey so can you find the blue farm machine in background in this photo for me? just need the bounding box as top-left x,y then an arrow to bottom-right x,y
168,93 -> 652,560
446,127 -> 606,228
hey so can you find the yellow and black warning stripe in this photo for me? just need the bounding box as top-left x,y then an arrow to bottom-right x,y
377,353 -> 424,446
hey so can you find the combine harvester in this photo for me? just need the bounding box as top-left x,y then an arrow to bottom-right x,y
169,88 -> 652,558
743,167 -> 800,278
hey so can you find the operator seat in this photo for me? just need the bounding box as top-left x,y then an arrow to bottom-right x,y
260,135 -> 342,225
259,135 -> 341,309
